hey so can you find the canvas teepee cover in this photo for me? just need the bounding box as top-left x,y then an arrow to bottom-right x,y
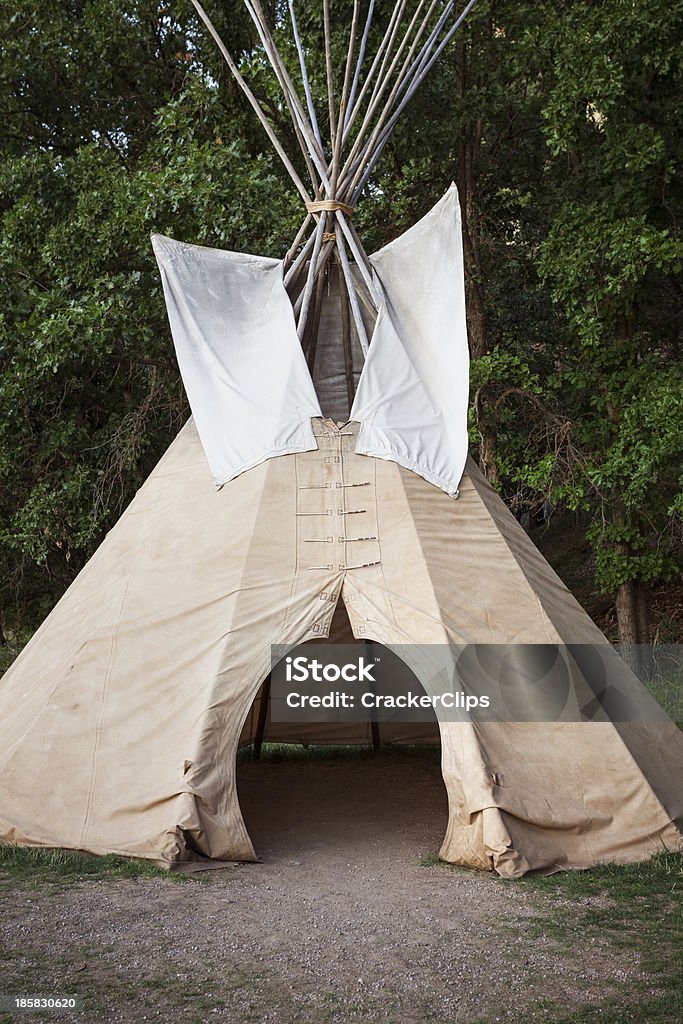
0,1 -> 682,875
0,184 -> 682,875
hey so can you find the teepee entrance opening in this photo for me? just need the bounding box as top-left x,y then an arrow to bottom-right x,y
238,598 -> 441,756
236,740 -> 447,866
237,599 -> 445,862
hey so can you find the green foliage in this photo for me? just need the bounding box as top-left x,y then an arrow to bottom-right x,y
0,0 -> 681,646
442,0 -> 682,606
541,208 -> 682,348
529,1 -> 682,597
0,0 -> 301,636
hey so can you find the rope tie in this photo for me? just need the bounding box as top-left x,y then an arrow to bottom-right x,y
306,199 -> 354,217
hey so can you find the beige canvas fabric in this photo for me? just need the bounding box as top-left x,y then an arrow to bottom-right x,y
1,417 -> 682,875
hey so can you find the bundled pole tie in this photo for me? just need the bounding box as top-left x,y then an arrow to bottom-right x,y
305,199 -> 355,217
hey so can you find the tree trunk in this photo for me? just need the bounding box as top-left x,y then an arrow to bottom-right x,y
615,577 -> 650,679
615,578 -> 648,644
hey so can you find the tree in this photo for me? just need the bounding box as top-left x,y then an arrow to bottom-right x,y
389,0 -> 683,642
0,0 -> 299,641
0,0 -> 680,653
534,0 -> 683,642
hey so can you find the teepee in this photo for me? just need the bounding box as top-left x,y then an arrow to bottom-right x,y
0,1 -> 681,877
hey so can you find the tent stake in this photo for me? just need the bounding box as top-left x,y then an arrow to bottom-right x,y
365,639 -> 382,751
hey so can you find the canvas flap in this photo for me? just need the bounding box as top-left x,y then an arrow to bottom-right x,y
151,236 -> 322,488
350,185 -> 470,497
152,185 -> 469,496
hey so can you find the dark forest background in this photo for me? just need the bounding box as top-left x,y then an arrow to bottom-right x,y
0,0 -> 681,661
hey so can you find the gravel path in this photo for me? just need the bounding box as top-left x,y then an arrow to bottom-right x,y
0,751 -> 642,1023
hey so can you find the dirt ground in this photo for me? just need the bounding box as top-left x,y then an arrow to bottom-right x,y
1,750 -> 646,1024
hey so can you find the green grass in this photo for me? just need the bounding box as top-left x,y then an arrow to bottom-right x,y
519,847 -> 681,900
0,843 -> 191,887
419,852 -> 442,867
511,851 -> 683,1023
237,740 -> 441,764
643,665 -> 683,723
421,849 -> 682,1022
0,954 -> 263,1024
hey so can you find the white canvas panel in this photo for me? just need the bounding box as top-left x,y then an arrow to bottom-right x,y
151,236 -> 322,488
152,186 -> 469,498
351,184 -> 470,497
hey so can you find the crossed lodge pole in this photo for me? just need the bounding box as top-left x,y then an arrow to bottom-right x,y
189,0 -> 478,357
